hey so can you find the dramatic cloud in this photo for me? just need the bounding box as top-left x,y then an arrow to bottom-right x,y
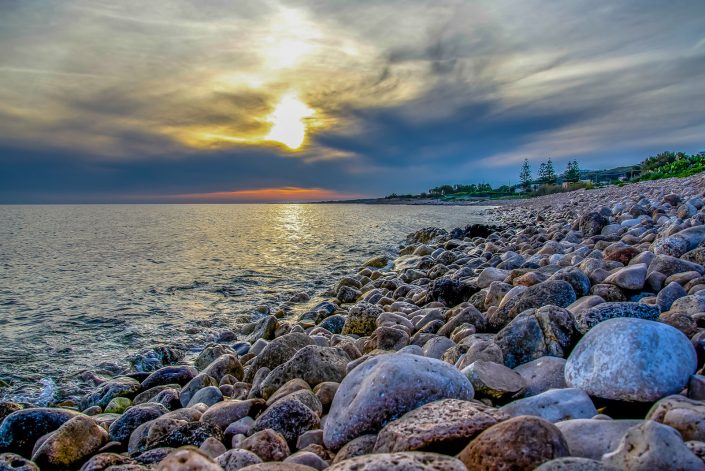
0,0 -> 703,201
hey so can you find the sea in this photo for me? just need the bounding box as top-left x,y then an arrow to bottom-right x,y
0,204 -> 491,404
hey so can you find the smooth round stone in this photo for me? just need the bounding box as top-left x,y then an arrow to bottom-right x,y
604,264 -> 647,290
323,353 -> 474,450
565,318 -> 697,402
500,388 -> 597,423
186,386 -> 223,407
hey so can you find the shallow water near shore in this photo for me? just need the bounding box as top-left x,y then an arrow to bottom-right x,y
0,203 -> 491,404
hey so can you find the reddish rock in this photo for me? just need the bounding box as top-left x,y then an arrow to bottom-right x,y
374,399 -> 508,454
458,416 -> 569,470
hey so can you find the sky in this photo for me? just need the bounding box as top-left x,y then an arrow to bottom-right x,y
1,0 -> 704,203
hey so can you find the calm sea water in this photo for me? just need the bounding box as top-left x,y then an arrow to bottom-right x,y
0,204 -> 490,404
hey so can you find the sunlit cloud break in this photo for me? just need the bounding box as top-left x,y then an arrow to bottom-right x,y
0,0 -> 704,202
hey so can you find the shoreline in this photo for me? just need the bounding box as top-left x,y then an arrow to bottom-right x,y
1,172 -> 705,469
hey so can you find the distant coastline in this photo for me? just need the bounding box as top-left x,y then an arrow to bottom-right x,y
314,197 -> 494,206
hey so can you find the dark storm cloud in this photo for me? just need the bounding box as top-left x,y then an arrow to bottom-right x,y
0,0 -> 704,202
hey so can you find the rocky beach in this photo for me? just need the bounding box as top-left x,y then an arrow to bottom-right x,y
2,172 -> 705,471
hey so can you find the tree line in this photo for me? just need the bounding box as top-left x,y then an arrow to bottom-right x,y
519,158 -> 580,191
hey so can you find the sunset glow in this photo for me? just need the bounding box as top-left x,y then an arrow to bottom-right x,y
163,187 -> 360,203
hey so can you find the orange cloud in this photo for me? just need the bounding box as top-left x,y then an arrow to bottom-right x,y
162,186 -> 364,203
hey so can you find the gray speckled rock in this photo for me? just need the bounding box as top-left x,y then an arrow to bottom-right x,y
646,395 -> 705,441
565,318 -> 697,402
495,305 -> 578,368
253,397 -> 320,445
535,457 -> 620,471
492,281 -> 577,330
603,420 -> 705,471
580,212 -> 609,237
671,293 -> 705,313
216,449 -> 262,470
500,388 -> 597,423
323,353 -> 474,450
326,451 -> 467,471
258,345 -> 348,399
514,357 -> 567,397
648,254 -> 704,277
243,333 -> 315,383
653,235 -> 690,257
556,418 -> 642,460
573,302 -> 659,334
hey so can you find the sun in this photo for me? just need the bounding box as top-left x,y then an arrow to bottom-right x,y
265,92 -> 314,150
